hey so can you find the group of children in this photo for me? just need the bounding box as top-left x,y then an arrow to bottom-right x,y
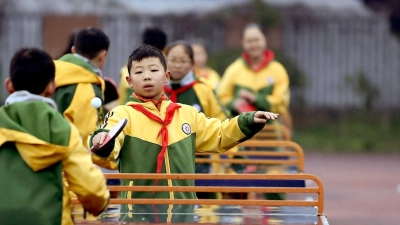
0,24 -> 286,224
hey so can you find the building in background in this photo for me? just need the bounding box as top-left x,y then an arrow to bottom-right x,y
1,0 -> 399,113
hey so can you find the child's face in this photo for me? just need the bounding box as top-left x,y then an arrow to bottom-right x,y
192,44 -> 208,68
166,45 -> 193,80
126,57 -> 170,100
242,27 -> 267,59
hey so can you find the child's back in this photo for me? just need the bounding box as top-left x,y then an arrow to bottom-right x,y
0,48 -> 109,225
52,27 -> 110,149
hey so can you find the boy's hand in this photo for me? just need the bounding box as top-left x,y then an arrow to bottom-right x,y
254,111 -> 279,123
233,98 -> 248,112
92,132 -> 108,150
238,89 -> 256,103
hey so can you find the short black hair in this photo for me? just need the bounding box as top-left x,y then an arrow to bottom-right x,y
9,48 -> 55,95
74,27 -> 110,59
142,27 -> 167,51
166,41 -> 194,64
58,29 -> 79,58
127,45 -> 167,74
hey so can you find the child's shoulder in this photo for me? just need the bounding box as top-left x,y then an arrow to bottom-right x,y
223,57 -> 245,75
106,104 -> 132,115
176,102 -> 201,115
2,101 -> 73,145
195,77 -> 215,91
231,57 -> 246,68
268,60 -> 287,73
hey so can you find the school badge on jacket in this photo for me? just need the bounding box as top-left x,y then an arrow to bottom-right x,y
182,123 -> 191,135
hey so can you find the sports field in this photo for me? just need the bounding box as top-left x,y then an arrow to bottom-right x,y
305,152 -> 400,225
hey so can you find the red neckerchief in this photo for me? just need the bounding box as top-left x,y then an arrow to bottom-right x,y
128,103 -> 181,183
129,100 -> 180,223
163,81 -> 198,102
131,92 -> 167,110
242,50 -> 275,73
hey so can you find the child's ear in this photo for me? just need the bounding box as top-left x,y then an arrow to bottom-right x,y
43,80 -> 56,97
4,78 -> 15,94
164,71 -> 171,84
97,50 -> 107,69
71,46 -> 76,54
126,75 -> 134,88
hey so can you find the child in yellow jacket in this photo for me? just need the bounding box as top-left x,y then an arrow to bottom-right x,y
191,42 -> 221,89
218,24 -> 290,117
52,27 -> 109,150
90,45 -> 279,223
0,48 -> 109,225
219,23 -> 291,200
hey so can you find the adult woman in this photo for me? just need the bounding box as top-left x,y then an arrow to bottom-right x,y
218,23 -> 290,122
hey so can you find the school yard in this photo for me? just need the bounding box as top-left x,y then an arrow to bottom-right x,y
305,152 -> 400,225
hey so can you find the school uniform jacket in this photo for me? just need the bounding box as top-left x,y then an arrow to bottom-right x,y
164,71 -> 227,121
218,50 -> 290,116
194,67 -> 221,89
52,54 -> 105,149
0,100 -> 109,225
118,64 -> 134,105
89,96 -> 264,223
165,71 -> 234,174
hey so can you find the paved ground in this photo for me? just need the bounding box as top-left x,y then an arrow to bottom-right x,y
304,152 -> 400,225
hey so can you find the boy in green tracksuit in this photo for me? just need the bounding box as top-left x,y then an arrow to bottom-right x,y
90,45 -> 279,223
52,27 -> 109,149
0,48 -> 109,225
52,27 -> 116,170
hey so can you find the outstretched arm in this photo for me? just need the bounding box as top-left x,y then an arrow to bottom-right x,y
63,125 -> 110,216
195,110 -> 278,153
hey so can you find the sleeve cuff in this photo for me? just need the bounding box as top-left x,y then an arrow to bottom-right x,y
237,112 -> 265,142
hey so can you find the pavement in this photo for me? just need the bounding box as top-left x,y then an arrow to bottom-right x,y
304,152 -> 400,225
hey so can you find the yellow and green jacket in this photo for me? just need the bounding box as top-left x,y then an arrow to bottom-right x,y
0,93 -> 109,225
52,54 -> 105,149
194,66 -> 221,89
89,96 -> 265,223
164,71 -> 234,175
118,64 -> 133,105
218,50 -> 290,116
164,70 -> 227,121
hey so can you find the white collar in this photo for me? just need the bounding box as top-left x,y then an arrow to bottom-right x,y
5,91 -> 58,110
73,53 -> 102,77
167,70 -> 195,88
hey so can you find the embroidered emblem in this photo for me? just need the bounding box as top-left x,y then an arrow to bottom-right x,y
182,123 -> 191,135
